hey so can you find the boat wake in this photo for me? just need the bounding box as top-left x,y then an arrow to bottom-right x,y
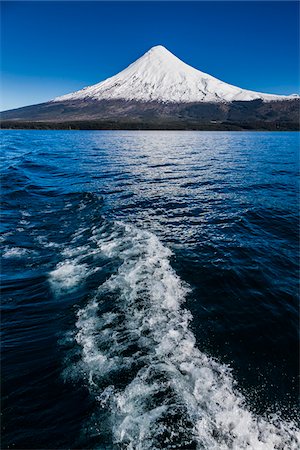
50,221 -> 299,449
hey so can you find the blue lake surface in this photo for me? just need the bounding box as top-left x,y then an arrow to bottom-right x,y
1,130 -> 299,449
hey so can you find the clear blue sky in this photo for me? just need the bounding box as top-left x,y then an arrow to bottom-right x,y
1,1 -> 299,111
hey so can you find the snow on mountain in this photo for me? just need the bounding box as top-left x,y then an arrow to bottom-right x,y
54,45 -> 296,104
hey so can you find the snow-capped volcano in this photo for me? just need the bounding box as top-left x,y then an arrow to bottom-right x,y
2,45 -> 298,130
53,45 -> 295,104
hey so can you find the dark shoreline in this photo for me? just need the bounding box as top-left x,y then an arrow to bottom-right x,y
1,120 -> 299,131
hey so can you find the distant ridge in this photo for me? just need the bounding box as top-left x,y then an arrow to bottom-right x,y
1,46 -> 299,130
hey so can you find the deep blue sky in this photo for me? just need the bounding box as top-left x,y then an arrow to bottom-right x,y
1,1 -> 299,111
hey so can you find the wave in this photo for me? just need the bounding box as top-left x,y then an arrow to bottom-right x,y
52,222 -> 299,449
2,246 -> 31,258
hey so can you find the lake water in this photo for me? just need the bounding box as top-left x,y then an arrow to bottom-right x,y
1,130 -> 299,449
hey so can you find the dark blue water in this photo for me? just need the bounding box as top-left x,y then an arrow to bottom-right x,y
1,130 -> 299,449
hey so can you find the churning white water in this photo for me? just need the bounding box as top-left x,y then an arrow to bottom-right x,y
50,222 -> 299,449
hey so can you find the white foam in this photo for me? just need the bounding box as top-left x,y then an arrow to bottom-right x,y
21,210 -> 31,217
3,247 -> 30,258
48,227 -> 101,293
69,222 -> 299,449
49,261 -> 88,292
36,236 -> 60,248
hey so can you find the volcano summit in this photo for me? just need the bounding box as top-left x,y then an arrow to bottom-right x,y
53,45 -> 295,104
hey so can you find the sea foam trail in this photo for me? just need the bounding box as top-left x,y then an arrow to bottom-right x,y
54,222 -> 299,449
